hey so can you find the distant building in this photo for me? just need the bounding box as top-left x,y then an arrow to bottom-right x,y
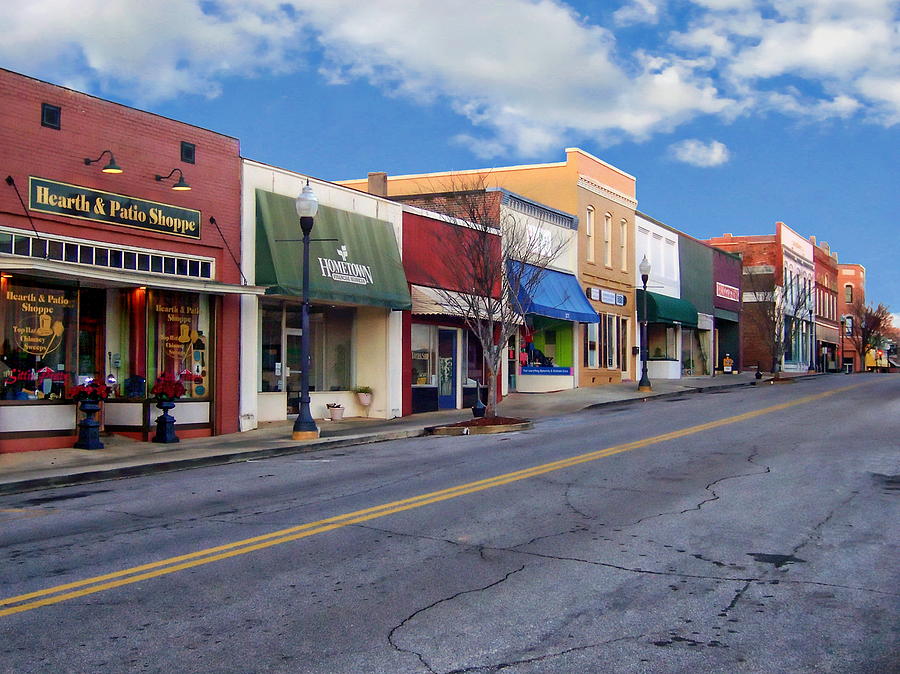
706,222 -> 815,373
838,263 -> 866,372
340,147 -> 638,386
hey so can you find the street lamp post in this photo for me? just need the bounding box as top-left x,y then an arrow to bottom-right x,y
292,181 -> 320,441
839,316 -> 846,374
809,308 -> 816,371
638,255 -> 652,392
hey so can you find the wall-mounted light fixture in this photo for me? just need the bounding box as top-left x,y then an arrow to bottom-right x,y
155,168 -> 190,191
83,150 -> 123,174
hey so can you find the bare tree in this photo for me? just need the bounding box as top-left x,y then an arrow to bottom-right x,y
742,265 -> 814,373
845,299 -> 891,372
400,175 -> 570,417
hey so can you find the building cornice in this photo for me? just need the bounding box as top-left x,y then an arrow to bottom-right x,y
577,175 -> 638,210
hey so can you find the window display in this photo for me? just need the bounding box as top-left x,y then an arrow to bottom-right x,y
147,290 -> 211,399
0,277 -> 78,400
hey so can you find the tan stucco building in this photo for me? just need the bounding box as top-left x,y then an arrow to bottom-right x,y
340,148 -> 638,385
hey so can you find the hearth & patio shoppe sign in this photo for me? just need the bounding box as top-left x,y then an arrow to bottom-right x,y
29,177 -> 201,239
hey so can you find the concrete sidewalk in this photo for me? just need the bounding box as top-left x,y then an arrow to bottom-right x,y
0,372 -> 780,495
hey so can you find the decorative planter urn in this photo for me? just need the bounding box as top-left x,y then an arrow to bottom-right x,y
356,392 -> 372,407
74,400 -> 104,450
153,399 -> 180,443
327,406 -> 345,421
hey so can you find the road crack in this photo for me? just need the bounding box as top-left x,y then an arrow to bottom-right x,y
632,448 -> 771,525
443,634 -> 644,673
387,565 -> 526,673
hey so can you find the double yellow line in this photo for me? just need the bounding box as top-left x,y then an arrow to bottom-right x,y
0,382 -> 863,618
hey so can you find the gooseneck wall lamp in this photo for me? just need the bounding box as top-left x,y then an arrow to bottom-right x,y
83,150 -> 123,174
638,254 -> 652,392
292,180 -> 320,441
155,168 -> 191,191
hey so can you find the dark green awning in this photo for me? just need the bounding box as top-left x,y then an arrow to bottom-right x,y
256,189 -> 411,310
637,290 -> 698,327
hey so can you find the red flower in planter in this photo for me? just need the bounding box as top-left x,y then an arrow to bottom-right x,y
150,372 -> 186,402
68,379 -> 109,402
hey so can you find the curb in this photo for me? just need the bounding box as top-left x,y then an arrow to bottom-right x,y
0,375 -> 789,496
0,428 -> 426,496
425,420 -> 534,436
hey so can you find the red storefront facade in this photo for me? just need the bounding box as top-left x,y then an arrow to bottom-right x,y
401,206 -> 502,415
0,69 -> 255,452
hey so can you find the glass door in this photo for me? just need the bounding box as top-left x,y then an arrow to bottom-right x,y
437,328 -> 457,409
285,328 -> 302,414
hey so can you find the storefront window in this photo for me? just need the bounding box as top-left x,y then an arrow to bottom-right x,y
583,322 -> 599,368
260,301 -> 283,392
464,331 -> 485,384
412,323 -> 435,385
311,306 -> 353,391
530,318 -> 573,368
648,324 -> 676,359
147,290 -> 211,399
605,314 -> 618,368
1,277 -> 78,400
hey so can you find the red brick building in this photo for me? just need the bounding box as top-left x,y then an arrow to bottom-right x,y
706,223 -> 815,373
812,238 -> 840,371
838,263 -> 866,372
0,69 -> 258,452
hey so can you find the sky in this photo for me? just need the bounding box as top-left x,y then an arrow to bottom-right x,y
3,0 -> 898,316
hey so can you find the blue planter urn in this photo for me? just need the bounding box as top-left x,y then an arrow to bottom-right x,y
74,400 -> 104,450
152,399 -> 180,444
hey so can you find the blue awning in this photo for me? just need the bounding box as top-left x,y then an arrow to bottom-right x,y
508,261 -> 599,323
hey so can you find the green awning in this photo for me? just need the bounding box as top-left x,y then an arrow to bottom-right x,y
256,189 -> 411,310
637,290 -> 698,327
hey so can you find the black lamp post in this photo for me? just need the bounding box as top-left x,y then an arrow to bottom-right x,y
638,255 -> 652,392
809,308 -> 816,371
292,181 -> 320,441
839,316 -> 846,373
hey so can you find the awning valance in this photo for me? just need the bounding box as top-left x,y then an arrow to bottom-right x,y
637,290 -> 698,327
508,261 -> 599,323
410,284 -> 502,317
0,256 -> 265,295
256,189 -> 411,310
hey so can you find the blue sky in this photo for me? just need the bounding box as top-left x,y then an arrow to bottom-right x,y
4,0 -> 898,314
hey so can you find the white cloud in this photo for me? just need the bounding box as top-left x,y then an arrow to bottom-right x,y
0,0 -> 307,103
675,0 -> 900,125
669,139 -> 731,166
0,0 -> 896,157
613,0 -> 664,26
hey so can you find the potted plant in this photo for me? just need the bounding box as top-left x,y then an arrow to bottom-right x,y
326,402 -> 344,421
352,386 -> 373,407
69,379 -> 110,449
150,372 -> 186,443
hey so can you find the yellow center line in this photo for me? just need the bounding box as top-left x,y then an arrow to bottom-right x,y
0,381 -> 867,618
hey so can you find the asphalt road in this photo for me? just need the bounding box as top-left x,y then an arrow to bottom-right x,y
1,374 -> 897,673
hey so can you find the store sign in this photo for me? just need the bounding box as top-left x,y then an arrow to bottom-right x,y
29,177 -> 201,239
521,366 -> 572,375
716,282 -> 740,302
587,287 -> 626,306
318,245 -> 374,286
6,287 -> 71,357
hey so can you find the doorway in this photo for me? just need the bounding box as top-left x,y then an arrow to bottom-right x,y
437,328 -> 457,409
285,328 -> 302,414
